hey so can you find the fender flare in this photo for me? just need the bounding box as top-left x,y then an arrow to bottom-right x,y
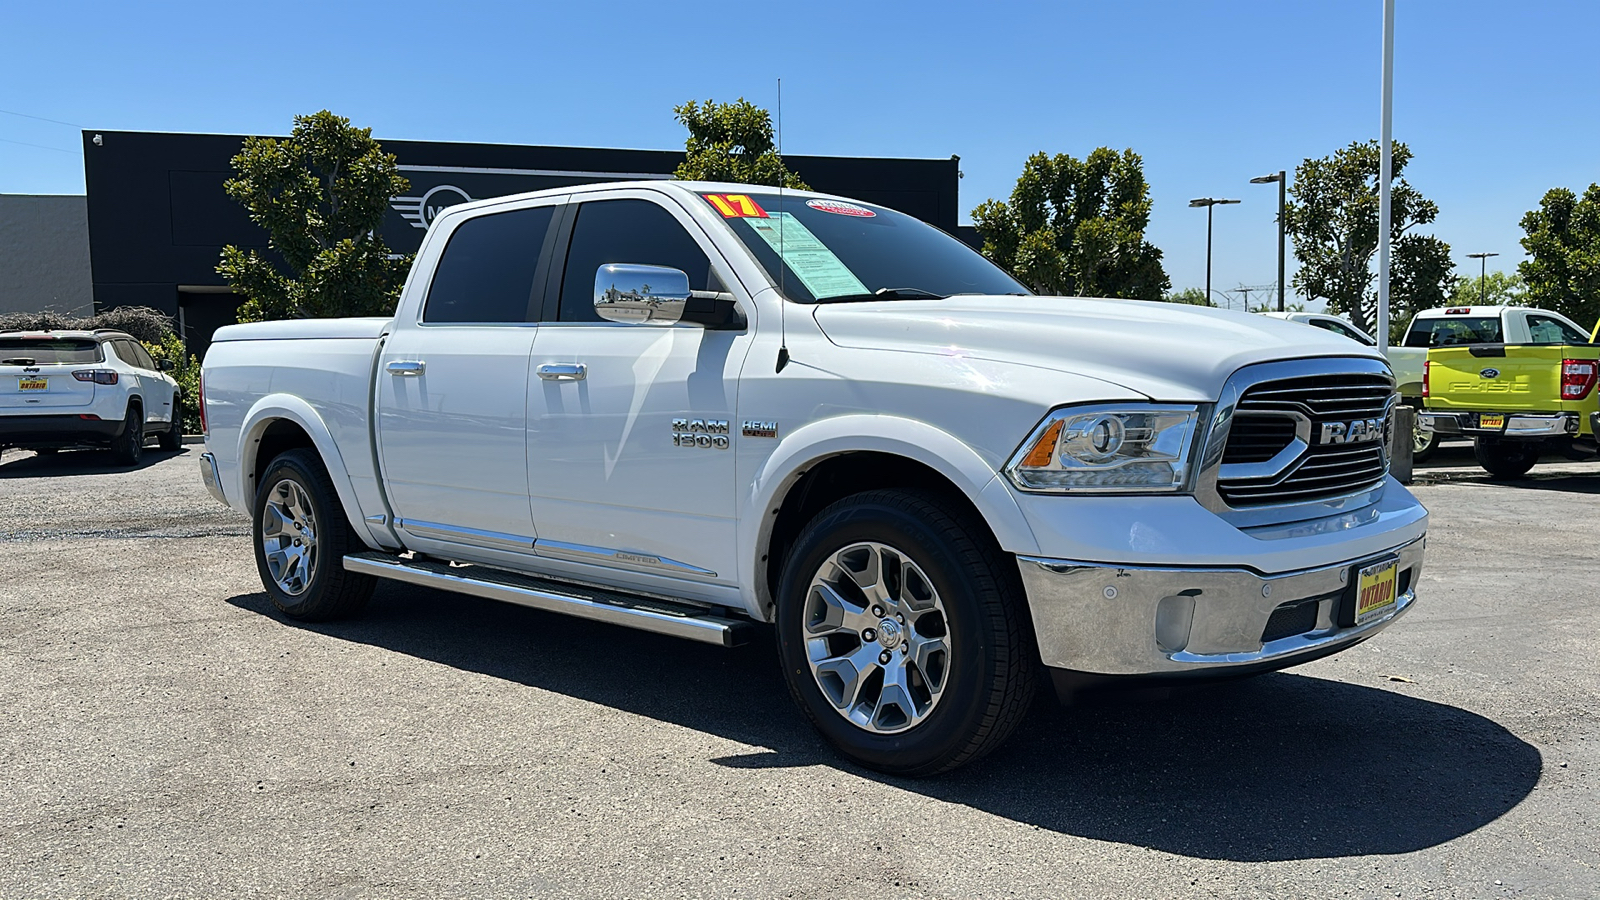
739,414 -> 1040,617
237,394 -> 380,548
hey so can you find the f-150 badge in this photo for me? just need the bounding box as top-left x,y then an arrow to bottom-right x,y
673,418 -> 730,449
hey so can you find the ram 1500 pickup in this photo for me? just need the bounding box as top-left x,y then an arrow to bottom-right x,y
199,181 -> 1429,775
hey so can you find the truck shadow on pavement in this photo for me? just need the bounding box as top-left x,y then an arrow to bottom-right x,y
227,581 -> 1541,864
0,446 -> 183,477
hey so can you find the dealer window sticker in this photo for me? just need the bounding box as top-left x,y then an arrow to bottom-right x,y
743,212 -> 869,299
805,198 -> 876,218
703,193 -> 768,218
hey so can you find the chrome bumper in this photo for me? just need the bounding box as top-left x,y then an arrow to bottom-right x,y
199,451 -> 228,506
1421,411 -> 1576,437
1017,536 -> 1425,677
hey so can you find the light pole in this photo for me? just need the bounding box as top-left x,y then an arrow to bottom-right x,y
1249,171 -> 1287,311
1190,197 -> 1240,308
1466,252 -> 1499,304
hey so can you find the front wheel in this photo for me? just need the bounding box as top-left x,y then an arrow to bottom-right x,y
1473,437 -> 1539,479
252,448 -> 376,621
775,489 -> 1037,777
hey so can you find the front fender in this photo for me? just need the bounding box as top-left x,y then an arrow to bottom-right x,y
237,394 -> 381,548
739,414 -> 1041,617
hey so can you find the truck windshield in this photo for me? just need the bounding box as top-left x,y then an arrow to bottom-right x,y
1403,317 -> 1502,347
700,192 -> 1028,303
0,338 -> 103,365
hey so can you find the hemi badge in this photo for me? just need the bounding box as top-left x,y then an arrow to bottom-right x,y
743,420 -> 778,439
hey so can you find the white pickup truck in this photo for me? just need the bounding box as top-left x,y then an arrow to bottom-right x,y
199,181 -> 1428,775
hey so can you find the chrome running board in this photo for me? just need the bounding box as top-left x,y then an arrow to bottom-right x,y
342,552 -> 754,647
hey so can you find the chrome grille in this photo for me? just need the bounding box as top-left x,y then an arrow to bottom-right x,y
1217,372 -> 1395,507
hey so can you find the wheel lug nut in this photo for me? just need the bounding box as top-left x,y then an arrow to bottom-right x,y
861,628 -> 876,642
871,605 -> 884,617
897,613 -> 905,624
901,645 -> 909,655
879,651 -> 892,664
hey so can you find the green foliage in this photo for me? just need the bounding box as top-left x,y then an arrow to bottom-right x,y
1518,184 -> 1600,329
673,99 -> 807,188
1283,139 -> 1454,335
144,332 -> 201,432
218,110 -> 412,322
1446,270 -> 1527,307
971,148 -> 1170,300
1249,301 -> 1308,313
1164,287 -> 1213,306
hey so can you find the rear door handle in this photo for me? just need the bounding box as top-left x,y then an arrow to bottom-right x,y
537,363 -> 587,382
387,360 -> 425,376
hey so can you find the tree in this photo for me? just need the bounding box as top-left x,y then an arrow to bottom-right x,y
673,99 -> 807,188
1447,270 -> 1527,307
1164,287 -> 1213,306
1518,184 -> 1600,328
1283,139 -> 1454,334
217,110 -> 412,322
970,148 -> 1170,300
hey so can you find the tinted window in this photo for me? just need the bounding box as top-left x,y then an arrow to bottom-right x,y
1310,319 -> 1368,343
558,199 -> 714,322
1403,316 -> 1502,347
111,340 -> 141,366
0,338 -> 102,365
423,206 -> 555,323
129,341 -> 157,370
1526,315 -> 1588,345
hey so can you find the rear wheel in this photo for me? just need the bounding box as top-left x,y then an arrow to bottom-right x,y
1473,437 -> 1539,479
1411,412 -> 1440,463
252,448 -> 375,621
157,396 -> 183,451
775,489 -> 1037,776
108,403 -> 143,466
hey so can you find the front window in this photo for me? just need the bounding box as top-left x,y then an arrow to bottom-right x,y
702,192 -> 1027,303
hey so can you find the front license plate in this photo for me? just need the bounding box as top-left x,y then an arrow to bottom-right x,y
1355,559 -> 1399,625
1479,414 -> 1505,430
17,378 -> 47,391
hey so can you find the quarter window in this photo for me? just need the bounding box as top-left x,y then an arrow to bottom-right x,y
423,205 -> 555,324
558,199 -> 715,323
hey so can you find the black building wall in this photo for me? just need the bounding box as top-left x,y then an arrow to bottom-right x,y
82,130 -> 961,356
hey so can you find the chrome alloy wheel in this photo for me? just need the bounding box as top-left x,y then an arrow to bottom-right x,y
261,478 -> 319,596
803,541 -> 952,734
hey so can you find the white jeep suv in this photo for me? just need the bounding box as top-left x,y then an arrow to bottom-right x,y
0,329 -> 182,465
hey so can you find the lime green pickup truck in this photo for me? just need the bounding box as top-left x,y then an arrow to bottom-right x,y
1419,311 -> 1600,477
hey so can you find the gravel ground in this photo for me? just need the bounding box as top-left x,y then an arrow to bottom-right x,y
0,443 -> 1596,898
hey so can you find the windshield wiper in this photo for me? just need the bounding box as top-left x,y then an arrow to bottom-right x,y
815,287 -> 947,304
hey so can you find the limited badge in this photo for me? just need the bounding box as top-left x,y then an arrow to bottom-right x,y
805,198 -> 876,217
704,194 -> 768,218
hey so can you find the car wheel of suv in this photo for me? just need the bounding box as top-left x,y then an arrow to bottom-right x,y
1473,437 -> 1538,479
157,398 -> 183,451
252,448 -> 376,621
108,403 -> 143,467
775,489 -> 1037,777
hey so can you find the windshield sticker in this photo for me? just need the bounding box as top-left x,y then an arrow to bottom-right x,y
744,212 -> 869,299
703,193 -> 768,218
805,198 -> 876,218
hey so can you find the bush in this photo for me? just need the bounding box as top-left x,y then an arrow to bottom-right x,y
0,306 -> 201,433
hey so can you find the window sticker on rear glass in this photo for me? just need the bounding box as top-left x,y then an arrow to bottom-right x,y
805,198 -> 876,218
703,193 -> 768,218
744,212 -> 869,299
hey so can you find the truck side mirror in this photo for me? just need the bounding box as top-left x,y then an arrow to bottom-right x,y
594,264 -> 691,326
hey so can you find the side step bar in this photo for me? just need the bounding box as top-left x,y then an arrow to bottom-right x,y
342,552 -> 755,647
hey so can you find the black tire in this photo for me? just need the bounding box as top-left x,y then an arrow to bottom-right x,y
35,448 -> 58,455
252,448 -> 376,621
157,395 -> 183,451
108,402 -> 143,467
1473,437 -> 1539,479
775,489 -> 1037,777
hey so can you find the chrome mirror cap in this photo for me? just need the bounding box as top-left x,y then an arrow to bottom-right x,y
594,264 -> 691,325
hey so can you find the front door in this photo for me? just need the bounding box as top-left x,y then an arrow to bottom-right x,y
375,198 -> 561,554
525,195 -> 751,586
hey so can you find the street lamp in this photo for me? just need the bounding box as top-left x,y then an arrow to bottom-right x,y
1249,172 -> 1287,312
1189,197 -> 1240,308
1465,252 -> 1500,305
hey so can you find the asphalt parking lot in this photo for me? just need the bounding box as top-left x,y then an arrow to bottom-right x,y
1,443 -> 1596,898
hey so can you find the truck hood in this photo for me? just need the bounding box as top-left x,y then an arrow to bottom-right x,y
812,295 -> 1387,401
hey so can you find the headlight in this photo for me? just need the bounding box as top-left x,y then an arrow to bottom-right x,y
1005,404 -> 1201,493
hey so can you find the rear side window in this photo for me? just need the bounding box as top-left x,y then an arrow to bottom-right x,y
557,199 -> 715,322
423,205 -> 556,324
1403,317 -> 1503,347
1526,315 -> 1588,345
0,338 -> 103,365
1310,318 -> 1372,345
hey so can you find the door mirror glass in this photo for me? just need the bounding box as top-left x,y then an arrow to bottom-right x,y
594,264 -> 690,325
157,358 -> 175,371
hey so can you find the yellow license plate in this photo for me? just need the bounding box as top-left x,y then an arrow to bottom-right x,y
1479,414 -> 1505,429
17,378 -> 47,391
1356,559 -> 1399,625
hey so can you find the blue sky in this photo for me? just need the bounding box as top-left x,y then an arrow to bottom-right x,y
3,0 -> 1595,304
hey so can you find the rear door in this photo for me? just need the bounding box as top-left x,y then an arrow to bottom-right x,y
0,337 -> 102,412
113,339 -> 175,425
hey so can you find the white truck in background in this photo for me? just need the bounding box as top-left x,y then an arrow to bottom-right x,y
199,182 -> 1428,775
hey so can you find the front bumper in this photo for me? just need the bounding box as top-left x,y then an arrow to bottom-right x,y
0,413 -> 125,447
1421,411 -> 1577,438
1017,536 -> 1424,678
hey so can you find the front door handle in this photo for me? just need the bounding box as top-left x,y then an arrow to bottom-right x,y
537,363 -> 587,382
387,360 -> 425,376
